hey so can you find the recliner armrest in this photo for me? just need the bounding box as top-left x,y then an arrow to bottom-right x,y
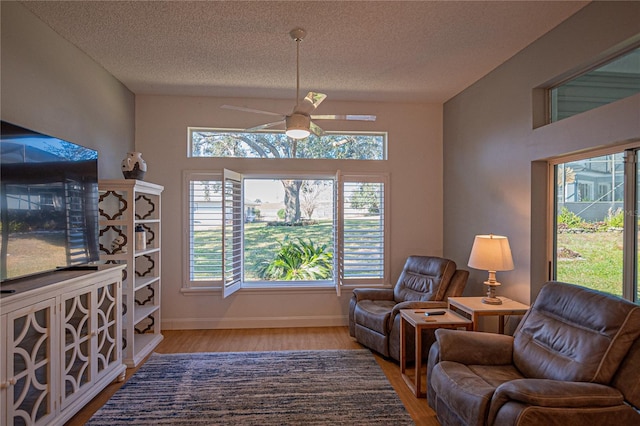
488,379 -> 625,425
435,328 -> 513,365
352,288 -> 394,302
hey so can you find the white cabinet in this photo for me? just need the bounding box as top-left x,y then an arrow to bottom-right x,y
2,298 -> 56,426
0,266 -> 125,426
98,179 -> 163,367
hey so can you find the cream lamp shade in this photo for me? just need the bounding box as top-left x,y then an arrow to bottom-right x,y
468,234 -> 514,304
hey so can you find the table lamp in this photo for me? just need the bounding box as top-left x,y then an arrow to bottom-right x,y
468,234 -> 514,305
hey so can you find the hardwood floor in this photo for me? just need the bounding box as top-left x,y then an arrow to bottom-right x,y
65,327 -> 440,426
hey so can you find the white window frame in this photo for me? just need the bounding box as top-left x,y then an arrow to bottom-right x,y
181,169 -> 389,295
548,143 -> 640,303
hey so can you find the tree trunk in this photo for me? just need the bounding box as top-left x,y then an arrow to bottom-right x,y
282,180 -> 302,223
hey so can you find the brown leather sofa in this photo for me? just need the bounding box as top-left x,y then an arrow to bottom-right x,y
348,255 -> 468,362
427,281 -> 640,426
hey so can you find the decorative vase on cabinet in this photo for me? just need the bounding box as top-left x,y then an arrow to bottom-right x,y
121,152 -> 147,180
98,179 -> 163,368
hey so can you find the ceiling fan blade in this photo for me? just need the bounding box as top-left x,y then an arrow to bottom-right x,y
309,120 -> 324,137
304,92 -> 327,109
297,92 -> 327,114
246,120 -> 285,132
311,114 -> 376,121
221,104 -> 283,117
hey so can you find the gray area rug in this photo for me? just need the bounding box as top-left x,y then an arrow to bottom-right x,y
86,349 -> 414,425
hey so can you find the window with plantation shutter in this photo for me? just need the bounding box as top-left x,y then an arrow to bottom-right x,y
338,174 -> 388,289
184,172 -> 223,287
183,169 -> 388,293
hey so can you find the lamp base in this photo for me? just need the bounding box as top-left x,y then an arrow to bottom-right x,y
482,296 -> 503,305
483,280 -> 502,305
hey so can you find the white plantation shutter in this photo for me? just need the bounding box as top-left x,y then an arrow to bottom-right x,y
222,169 -> 242,298
184,172 -> 223,288
335,171 -> 343,295
340,174 -> 388,286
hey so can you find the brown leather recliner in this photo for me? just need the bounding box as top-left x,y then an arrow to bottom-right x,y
427,281 -> 640,426
348,255 -> 468,362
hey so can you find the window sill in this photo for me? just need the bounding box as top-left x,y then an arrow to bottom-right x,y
180,282 -> 390,296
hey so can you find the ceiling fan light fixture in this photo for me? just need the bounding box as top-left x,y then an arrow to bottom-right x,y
285,114 -> 311,139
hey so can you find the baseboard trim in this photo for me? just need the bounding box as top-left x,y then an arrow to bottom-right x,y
162,315 -> 348,330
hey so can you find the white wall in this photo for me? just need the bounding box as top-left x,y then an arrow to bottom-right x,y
1,2 -> 135,178
135,95 -> 444,328
443,1 -> 640,304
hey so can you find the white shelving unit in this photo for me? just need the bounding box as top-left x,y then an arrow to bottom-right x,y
98,179 -> 163,368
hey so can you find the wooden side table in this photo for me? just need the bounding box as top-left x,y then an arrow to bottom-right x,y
399,308 -> 472,398
448,297 -> 530,334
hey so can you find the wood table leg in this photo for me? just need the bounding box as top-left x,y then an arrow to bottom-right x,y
414,324 -> 423,397
400,314 -> 407,377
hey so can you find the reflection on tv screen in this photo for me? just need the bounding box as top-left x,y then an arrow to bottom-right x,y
1,121 -> 99,282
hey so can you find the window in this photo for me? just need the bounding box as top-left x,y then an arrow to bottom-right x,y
183,170 -> 388,294
340,177 -> 386,283
552,149 -> 638,302
549,46 -> 640,123
188,128 -> 387,160
186,174 -> 223,283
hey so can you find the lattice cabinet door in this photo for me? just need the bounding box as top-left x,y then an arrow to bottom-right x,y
94,279 -> 121,379
2,298 -> 56,426
60,286 -> 93,410
59,279 -> 121,411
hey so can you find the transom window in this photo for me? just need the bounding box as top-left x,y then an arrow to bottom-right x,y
188,128 -> 387,160
549,45 -> 640,123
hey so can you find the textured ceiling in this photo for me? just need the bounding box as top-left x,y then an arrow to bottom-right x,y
21,0 -> 589,103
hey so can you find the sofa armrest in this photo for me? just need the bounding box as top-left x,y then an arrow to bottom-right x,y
435,328 -> 513,365
488,379 -> 625,425
352,288 -> 394,302
391,300 -> 448,318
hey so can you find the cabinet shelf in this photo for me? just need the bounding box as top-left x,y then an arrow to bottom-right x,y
98,179 -> 163,368
123,303 -> 160,327
135,219 -> 160,224
135,247 -> 160,257
134,276 -> 160,292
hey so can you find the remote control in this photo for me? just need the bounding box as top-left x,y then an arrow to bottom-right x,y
425,310 -> 446,316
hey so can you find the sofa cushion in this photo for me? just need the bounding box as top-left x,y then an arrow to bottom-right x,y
431,361 -> 521,426
353,299 -> 396,334
513,282 -> 640,383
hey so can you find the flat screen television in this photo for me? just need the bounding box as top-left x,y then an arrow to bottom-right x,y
1,121 -> 100,282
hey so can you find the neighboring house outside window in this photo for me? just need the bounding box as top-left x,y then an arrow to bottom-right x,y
548,45 -> 640,123
552,148 -> 638,303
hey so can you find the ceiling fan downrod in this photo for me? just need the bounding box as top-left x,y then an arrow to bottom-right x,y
290,28 -> 306,106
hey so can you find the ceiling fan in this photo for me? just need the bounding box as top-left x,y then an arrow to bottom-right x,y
221,28 -> 376,139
